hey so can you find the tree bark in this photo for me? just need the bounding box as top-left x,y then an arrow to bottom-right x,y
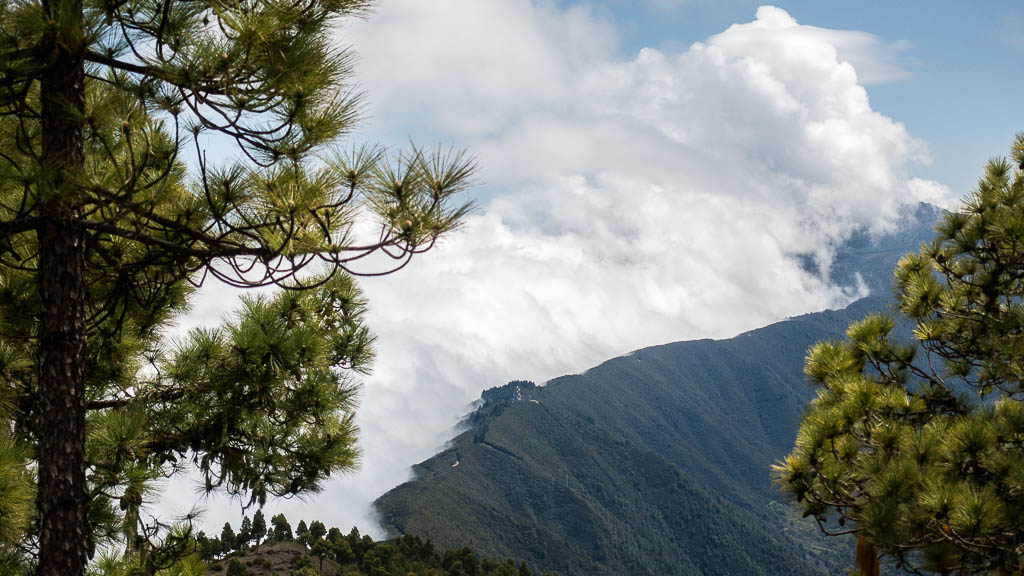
856,535 -> 880,576
37,0 -> 88,572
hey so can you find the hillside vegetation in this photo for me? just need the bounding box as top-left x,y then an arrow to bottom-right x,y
200,524 -> 554,576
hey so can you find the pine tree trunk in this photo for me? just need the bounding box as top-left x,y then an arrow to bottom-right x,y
856,535 -> 880,576
37,0 -> 88,572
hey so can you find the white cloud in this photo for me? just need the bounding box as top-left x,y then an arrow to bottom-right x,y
907,177 -> 958,207
162,3 -> 948,537
714,6 -> 912,85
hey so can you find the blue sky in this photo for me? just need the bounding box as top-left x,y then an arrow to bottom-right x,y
179,1 -> 1024,537
599,0 -> 1024,196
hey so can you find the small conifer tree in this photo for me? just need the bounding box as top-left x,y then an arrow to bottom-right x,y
251,511 -> 267,550
333,537 -> 355,566
220,523 -> 236,556
195,531 -> 212,562
270,514 -> 293,543
237,516 -> 252,551
312,538 -> 331,571
308,520 -> 327,544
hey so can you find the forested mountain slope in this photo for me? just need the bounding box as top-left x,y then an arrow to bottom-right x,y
373,204 -> 941,576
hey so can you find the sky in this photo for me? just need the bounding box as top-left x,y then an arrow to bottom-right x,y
159,1 -> 1024,538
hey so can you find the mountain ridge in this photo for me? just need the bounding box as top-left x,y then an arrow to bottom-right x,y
374,204 -> 942,575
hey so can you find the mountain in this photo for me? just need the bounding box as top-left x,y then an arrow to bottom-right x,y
827,202 -> 943,294
373,204 -> 942,576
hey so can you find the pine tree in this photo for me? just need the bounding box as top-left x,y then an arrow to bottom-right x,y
237,516 -> 252,551
333,537 -> 354,566
777,134 -> 1024,574
312,538 -> 331,572
296,520 -> 310,548
270,514 -> 292,543
195,531 -> 211,562
220,523 -> 236,556
0,0 -> 474,573
308,520 -> 327,544
251,510 -> 267,550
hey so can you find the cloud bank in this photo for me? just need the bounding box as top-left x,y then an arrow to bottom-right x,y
163,4 -> 954,536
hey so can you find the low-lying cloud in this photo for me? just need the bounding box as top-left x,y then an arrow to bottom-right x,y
162,4 -> 954,536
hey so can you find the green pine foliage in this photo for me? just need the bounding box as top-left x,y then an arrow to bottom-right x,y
0,428 -> 32,571
157,553 -> 207,576
252,511 -> 267,550
238,516 -> 253,551
270,514 -> 293,543
221,523 -> 237,556
0,0 -> 475,571
778,134 -> 1024,574
89,525 -> 208,575
309,521 -> 327,544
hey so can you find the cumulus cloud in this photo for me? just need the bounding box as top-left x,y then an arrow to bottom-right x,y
160,3 -> 953,536
720,7 -> 913,85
